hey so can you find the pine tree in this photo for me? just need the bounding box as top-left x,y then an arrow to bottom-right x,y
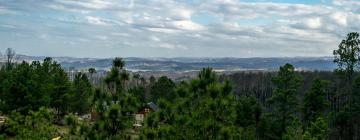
333,32 -> 360,82
150,76 -> 176,102
140,68 -> 247,140
267,63 -> 302,139
303,78 -> 329,124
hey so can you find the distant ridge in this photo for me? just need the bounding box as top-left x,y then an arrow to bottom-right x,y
13,55 -> 336,72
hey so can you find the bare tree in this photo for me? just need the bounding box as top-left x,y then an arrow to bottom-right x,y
88,67 -> 96,84
5,48 -> 15,69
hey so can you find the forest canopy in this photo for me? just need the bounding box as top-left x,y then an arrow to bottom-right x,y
0,32 -> 360,139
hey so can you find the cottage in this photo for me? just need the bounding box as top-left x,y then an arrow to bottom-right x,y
0,116 -> 6,124
133,102 -> 158,129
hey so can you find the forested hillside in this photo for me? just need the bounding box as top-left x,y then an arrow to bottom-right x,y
0,32 -> 359,140
14,55 -> 336,72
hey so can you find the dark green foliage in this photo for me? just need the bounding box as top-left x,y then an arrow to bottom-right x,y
0,58 -> 71,115
332,76 -> 360,140
0,61 -> 47,114
88,68 -> 96,74
129,85 -> 146,103
235,96 -> 262,127
69,73 -> 92,115
150,76 -> 176,102
65,58 -> 140,139
3,107 -> 57,140
282,118 -> 303,140
149,76 -> 156,84
69,89 -> 139,139
303,78 -> 330,123
2,31 -> 360,140
349,75 -> 360,114
49,62 -> 72,115
267,63 -> 302,139
140,68 -> 247,140
333,32 -> 360,81
132,73 -> 140,80
113,57 -> 125,69
104,58 -> 129,97
303,117 -> 328,140
105,67 -> 121,94
331,32 -> 360,139
64,114 -> 78,135
0,56 -> 97,139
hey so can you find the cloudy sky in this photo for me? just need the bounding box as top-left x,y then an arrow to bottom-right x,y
0,0 -> 359,58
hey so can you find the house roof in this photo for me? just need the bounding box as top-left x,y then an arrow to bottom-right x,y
147,102 -> 159,112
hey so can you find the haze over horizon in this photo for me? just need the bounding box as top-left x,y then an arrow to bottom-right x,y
13,53 -> 335,60
0,0 -> 359,58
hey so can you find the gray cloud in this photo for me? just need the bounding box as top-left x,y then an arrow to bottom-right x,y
0,0 -> 359,58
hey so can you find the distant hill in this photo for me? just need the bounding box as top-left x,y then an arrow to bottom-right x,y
13,55 -> 336,72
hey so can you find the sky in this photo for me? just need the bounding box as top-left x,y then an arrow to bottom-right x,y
0,0 -> 359,58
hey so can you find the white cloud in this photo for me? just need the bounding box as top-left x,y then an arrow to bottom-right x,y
168,8 -> 193,20
111,32 -> 130,37
171,20 -> 205,31
146,27 -> 180,34
151,36 -> 161,42
0,0 -> 359,57
54,0 -> 113,10
332,0 -> 360,6
199,1 -> 332,20
292,17 -> 323,29
304,17 -> 322,29
157,43 -> 188,50
94,35 -> 108,40
85,16 -> 111,26
48,4 -> 90,14
329,12 -> 347,26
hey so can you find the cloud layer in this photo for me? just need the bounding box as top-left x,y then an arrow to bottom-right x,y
0,0 -> 359,58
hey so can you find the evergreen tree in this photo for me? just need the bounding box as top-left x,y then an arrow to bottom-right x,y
3,107 -> 57,140
282,118 -> 303,140
140,68 -> 246,140
0,58 -> 71,115
105,58 -> 126,98
69,72 -> 92,115
333,32 -> 360,81
303,117 -> 328,140
267,63 -> 302,139
113,57 -> 125,70
150,76 -> 176,102
235,96 -> 262,128
332,32 -> 360,139
65,58 -> 139,139
303,78 -> 330,124
44,58 -> 72,116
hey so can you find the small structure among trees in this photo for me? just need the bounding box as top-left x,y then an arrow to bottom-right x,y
134,102 -> 158,128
